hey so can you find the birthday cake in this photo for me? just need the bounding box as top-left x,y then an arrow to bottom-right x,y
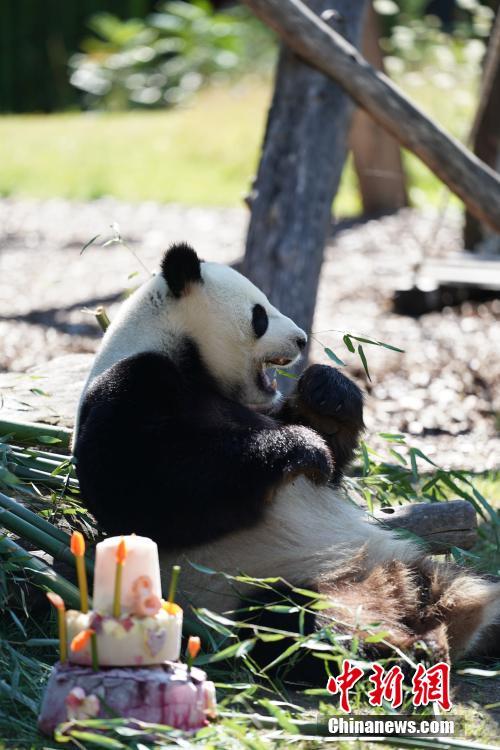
38,533 -> 216,735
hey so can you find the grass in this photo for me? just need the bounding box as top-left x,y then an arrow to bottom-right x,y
0,69 -> 478,215
0,83 -> 269,208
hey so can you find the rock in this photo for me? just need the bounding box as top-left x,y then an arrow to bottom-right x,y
0,354 -> 92,429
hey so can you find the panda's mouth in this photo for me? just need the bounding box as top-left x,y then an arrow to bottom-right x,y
256,357 -> 292,395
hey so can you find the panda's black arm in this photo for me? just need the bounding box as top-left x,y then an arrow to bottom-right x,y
274,365 -> 364,484
74,352 -> 335,547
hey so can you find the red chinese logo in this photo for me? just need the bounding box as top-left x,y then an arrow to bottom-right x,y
368,664 -> 404,708
412,662 -> 451,711
327,660 -> 452,713
326,659 -> 364,713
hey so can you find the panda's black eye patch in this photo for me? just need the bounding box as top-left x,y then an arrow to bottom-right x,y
252,304 -> 269,338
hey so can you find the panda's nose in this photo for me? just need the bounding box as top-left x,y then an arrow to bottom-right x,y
296,335 -> 307,351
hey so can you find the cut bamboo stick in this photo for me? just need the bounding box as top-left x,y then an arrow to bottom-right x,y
0,534 -> 83,610
0,491 -> 69,545
0,505 -> 79,569
8,463 -> 79,491
0,419 -> 72,450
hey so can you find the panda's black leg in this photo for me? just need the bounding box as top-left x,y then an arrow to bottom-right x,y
238,584 -> 335,685
276,364 -> 364,484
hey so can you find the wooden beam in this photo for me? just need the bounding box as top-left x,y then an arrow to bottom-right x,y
240,0 -> 500,233
465,9 -> 500,250
350,2 -> 407,215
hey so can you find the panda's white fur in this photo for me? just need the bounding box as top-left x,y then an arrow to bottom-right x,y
75,247 -> 500,663
159,475 -> 421,614
75,263 -> 306,438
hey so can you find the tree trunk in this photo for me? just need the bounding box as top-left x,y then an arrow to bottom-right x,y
242,0 -> 368,338
240,0 -> 500,233
350,2 -> 407,215
464,8 -> 500,252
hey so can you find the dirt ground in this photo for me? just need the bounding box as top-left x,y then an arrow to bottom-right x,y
0,197 -> 498,471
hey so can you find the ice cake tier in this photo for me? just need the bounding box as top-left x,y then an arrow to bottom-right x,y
67,607 -> 182,666
38,661 -> 216,735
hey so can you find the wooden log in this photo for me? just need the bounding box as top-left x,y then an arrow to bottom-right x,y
240,0 -> 500,233
350,2 -> 408,215
242,0 -> 368,342
373,499 -> 477,554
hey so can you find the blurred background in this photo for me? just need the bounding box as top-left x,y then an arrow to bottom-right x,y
0,0 -> 496,208
0,0 -> 499,470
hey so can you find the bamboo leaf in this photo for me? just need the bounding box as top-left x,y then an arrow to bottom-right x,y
347,335 -> 404,353
38,435 -> 62,445
203,638 -> 255,663
260,699 -> 299,735
390,449 -> 407,466
65,731 -> 125,748
360,442 -> 370,475
261,640 -> 302,673
349,335 -> 379,346
357,344 -> 371,381
324,348 -> 345,367
378,341 -> 405,353
276,368 -> 298,379
29,388 -> 49,397
365,631 -> 390,643
410,447 -> 437,466
410,449 -> 419,480
343,334 -> 355,353
80,234 -> 101,256
258,633 -> 286,642
265,605 -> 299,614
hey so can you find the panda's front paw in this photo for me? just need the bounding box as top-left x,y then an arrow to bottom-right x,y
298,364 -> 363,427
282,425 -> 333,484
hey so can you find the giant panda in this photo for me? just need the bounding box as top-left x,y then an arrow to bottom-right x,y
74,242 -> 500,679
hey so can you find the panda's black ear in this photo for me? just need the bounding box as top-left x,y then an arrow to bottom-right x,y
161,243 -> 203,298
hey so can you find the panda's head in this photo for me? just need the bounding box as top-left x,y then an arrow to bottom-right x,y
162,243 -> 307,409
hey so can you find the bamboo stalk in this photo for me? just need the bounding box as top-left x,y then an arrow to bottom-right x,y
11,445 -> 71,462
0,535 -> 83,610
95,306 -> 110,333
10,450 -> 64,470
8,463 -> 79,490
0,493 -> 95,577
0,505 -> 79,569
0,679 -> 38,713
0,419 -> 72,450
0,491 -> 69,545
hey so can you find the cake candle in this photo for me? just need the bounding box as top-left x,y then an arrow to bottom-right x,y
186,635 -> 201,672
70,531 -> 89,613
46,592 -> 67,663
168,564 -> 181,605
90,633 -> 99,672
112,537 -> 127,618
70,628 -> 94,656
